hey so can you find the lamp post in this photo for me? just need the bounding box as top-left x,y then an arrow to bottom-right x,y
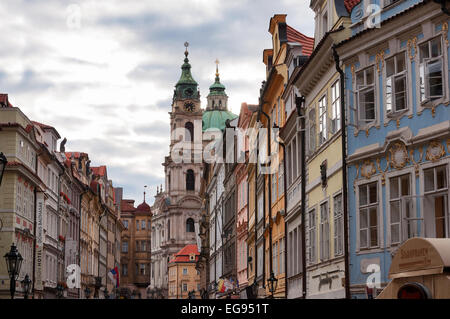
0,152 -> 7,187
84,286 -> 91,299
188,290 -> 196,299
94,275 -> 102,298
56,283 -> 64,299
21,274 -> 32,299
4,243 -> 23,299
103,287 -> 109,299
267,272 -> 278,299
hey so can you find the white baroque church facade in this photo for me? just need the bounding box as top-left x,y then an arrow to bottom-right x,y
149,45 -> 236,298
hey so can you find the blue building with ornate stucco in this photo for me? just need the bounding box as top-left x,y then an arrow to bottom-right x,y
337,0 -> 450,298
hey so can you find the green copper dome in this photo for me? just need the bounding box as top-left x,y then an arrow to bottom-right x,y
174,46 -> 199,100
202,110 -> 238,132
207,63 -> 227,97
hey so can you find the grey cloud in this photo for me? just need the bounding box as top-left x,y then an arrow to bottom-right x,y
0,69 -> 54,94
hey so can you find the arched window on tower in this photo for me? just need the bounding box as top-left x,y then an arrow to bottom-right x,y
167,220 -> 170,240
185,122 -> 194,142
186,169 -> 195,191
186,218 -> 195,233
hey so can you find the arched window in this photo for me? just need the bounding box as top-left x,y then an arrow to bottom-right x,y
167,220 -> 170,240
186,218 -> 195,233
186,169 -> 195,191
185,122 -> 194,142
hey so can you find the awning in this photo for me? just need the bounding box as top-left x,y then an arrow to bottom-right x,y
388,238 -> 450,279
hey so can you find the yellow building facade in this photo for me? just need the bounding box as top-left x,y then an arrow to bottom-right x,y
294,0 -> 351,298
168,244 -> 200,299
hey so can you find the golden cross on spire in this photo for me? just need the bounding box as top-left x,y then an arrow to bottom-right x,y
215,58 -> 220,77
184,41 -> 189,57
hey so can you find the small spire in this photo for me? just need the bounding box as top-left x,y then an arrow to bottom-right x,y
215,59 -> 220,78
144,185 -> 147,202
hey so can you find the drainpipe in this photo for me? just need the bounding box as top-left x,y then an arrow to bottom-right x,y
295,95 -> 307,299
57,170 -> 64,294
253,129 -> 258,297
332,45 -> 351,299
277,138 -> 288,298
32,153 -> 39,299
434,0 -> 450,15
258,104 -> 271,292
78,187 -> 88,299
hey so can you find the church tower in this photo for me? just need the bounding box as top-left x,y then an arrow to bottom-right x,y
153,43 -> 204,297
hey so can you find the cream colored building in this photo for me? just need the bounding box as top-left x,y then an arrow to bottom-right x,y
168,244 -> 200,299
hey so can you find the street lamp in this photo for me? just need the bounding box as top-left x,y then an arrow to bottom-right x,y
4,243 -> 23,299
94,276 -> 102,298
103,287 -> 109,299
84,286 -> 91,299
188,290 -> 196,299
21,274 -> 32,299
0,152 -> 7,187
56,283 -> 64,299
267,272 -> 278,299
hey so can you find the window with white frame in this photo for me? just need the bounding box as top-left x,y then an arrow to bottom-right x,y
257,243 -> 263,277
257,191 -> 264,222
308,109 -> 316,153
423,165 -> 448,238
359,182 -> 379,249
319,95 -> 327,145
389,174 -> 413,245
419,36 -> 444,103
385,53 -> 407,114
356,67 -> 376,126
278,162 -> 284,197
307,209 -> 316,264
334,194 -> 344,256
271,172 -> 277,202
272,241 -> 278,275
320,202 -> 330,261
286,144 -> 292,186
331,80 -> 341,133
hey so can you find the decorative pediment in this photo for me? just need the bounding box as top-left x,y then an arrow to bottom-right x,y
178,195 -> 202,208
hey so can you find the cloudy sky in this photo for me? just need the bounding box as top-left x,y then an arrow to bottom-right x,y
0,0 -> 314,204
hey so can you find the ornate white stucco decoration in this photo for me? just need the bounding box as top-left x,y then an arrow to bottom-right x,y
361,160 -> 377,179
388,142 -> 409,169
426,141 -> 445,162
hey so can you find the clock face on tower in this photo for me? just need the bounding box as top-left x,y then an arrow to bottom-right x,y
184,101 -> 195,112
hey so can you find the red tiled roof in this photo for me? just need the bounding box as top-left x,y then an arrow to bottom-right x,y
31,121 -> 60,138
169,244 -> 199,263
31,121 -> 54,130
286,25 -> 315,56
136,201 -> 151,213
91,165 -> 106,176
0,94 -> 13,107
121,199 -> 136,212
344,0 -> 361,13
65,152 -> 88,159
